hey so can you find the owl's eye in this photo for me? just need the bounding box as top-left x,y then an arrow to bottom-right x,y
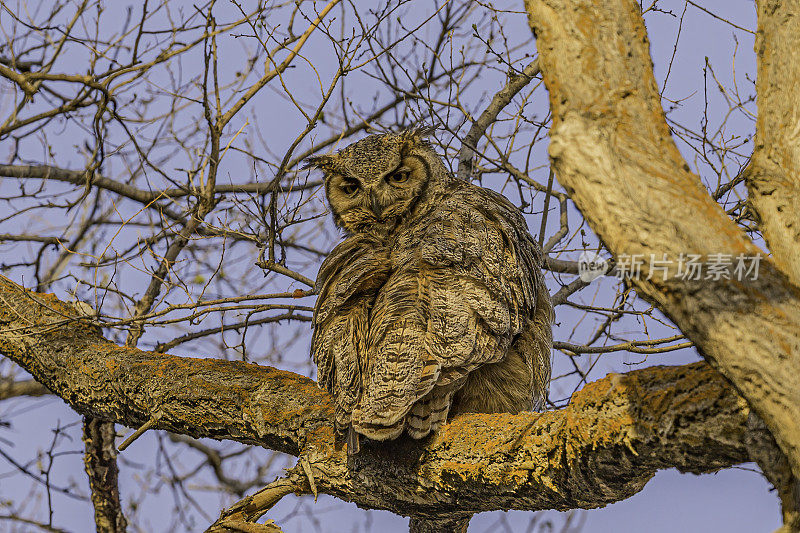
339,179 -> 360,196
387,170 -> 410,184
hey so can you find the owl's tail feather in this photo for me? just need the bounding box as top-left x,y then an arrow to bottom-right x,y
406,391 -> 452,439
352,418 -> 405,441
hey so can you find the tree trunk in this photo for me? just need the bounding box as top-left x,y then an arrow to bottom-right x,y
747,0 -> 800,288
83,417 -> 127,533
524,0 -> 800,478
409,515 -> 470,533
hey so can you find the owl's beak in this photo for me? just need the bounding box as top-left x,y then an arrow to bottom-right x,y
369,190 -> 384,219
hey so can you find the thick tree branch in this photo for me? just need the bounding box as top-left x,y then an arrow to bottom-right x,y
0,165 -> 166,206
0,378 -> 49,400
747,0 -> 800,288
524,0 -> 800,477
0,275 -> 750,518
0,165 -> 320,211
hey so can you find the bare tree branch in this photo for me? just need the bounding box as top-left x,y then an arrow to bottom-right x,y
456,59 -> 541,180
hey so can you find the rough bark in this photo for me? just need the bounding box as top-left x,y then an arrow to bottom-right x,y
748,0 -> 800,288
524,0 -> 800,479
408,516 -> 470,533
0,275 -> 750,519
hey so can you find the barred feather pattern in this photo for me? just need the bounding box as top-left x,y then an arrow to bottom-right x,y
309,129 -> 553,444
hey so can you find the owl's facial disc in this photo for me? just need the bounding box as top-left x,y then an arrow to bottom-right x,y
325,155 -> 428,234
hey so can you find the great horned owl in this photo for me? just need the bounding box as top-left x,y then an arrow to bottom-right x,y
307,128 -> 553,453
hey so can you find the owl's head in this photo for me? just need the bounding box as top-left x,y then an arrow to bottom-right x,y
306,128 -> 451,234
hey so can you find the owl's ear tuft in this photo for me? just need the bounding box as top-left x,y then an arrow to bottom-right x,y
303,154 -> 338,172
399,126 -> 436,155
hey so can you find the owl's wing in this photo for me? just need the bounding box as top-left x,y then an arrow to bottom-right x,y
352,187 -> 545,440
311,234 -> 391,431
